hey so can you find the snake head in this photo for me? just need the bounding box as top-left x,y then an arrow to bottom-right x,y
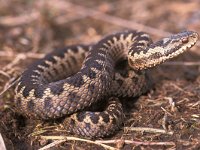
129,31 -> 199,70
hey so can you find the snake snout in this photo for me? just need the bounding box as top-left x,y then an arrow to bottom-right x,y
189,31 -> 199,44
179,31 -> 198,46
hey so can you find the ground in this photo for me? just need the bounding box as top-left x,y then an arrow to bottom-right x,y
0,0 -> 200,150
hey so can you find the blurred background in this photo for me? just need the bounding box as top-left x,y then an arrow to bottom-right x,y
0,0 -> 200,149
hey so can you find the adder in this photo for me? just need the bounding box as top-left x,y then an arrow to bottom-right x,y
15,30 -> 198,138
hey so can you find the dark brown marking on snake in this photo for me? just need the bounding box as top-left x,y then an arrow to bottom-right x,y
70,56 -> 77,64
70,46 -> 79,53
68,92 -> 79,102
76,112 -> 85,122
162,39 -> 172,46
111,115 -> 117,125
136,42 -> 147,47
82,68 -> 97,79
65,61 -> 72,70
90,113 -> 99,124
49,82 -> 65,95
53,48 -> 65,58
66,73 -> 85,87
164,45 -> 182,56
16,84 -> 22,93
34,87 -> 45,98
44,97 -> 52,109
88,83 -> 95,94
46,56 -> 57,64
148,52 -> 163,59
84,55 -> 104,70
99,74 -> 108,84
22,87 -> 32,98
139,36 -> 151,42
95,55 -> 106,62
98,49 -> 107,56
45,71 -> 54,80
27,99 -> 35,111
81,53 -> 86,59
16,97 -> 21,107
105,65 -> 112,74
60,63 -> 66,70
53,67 -> 59,75
69,118 -> 75,126
41,61 -> 50,68
116,79 -> 123,87
32,71 -> 41,77
85,123 -> 91,129
101,113 -> 110,123
35,67 -> 45,73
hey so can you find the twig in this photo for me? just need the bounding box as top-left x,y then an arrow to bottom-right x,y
163,61 -> 200,66
39,139 -> 67,150
124,127 -> 173,135
40,135 -> 175,149
3,54 -> 26,71
0,77 -> 19,97
96,139 -> 175,146
40,136 -> 117,150
0,52 -> 45,73
0,11 -> 39,26
161,107 -> 173,116
0,133 -> 6,150
0,51 -> 45,59
0,70 -> 11,79
55,14 -> 89,25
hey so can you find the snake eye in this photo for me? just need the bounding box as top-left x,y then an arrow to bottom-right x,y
181,37 -> 189,43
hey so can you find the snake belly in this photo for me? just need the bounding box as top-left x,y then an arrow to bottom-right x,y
15,30 -> 198,138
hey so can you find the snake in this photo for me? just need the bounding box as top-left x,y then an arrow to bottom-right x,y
14,30 -> 198,138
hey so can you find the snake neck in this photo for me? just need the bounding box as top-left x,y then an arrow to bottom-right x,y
82,30 -> 151,72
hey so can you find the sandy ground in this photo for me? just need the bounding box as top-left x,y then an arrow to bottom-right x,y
0,0 -> 200,149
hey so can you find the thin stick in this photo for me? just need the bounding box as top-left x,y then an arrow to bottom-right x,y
40,136 -> 117,150
0,11 -> 39,26
124,127 -> 173,135
0,77 -> 19,97
0,70 -> 10,78
163,61 -> 200,66
0,133 -> 6,150
40,135 -> 175,149
0,52 -> 45,59
96,139 -> 175,146
39,139 -> 67,150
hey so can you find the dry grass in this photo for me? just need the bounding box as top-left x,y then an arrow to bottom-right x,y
0,0 -> 200,149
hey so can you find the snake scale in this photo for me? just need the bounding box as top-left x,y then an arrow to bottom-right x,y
15,30 -> 198,138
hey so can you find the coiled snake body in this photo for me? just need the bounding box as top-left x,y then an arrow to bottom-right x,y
15,30 -> 198,138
